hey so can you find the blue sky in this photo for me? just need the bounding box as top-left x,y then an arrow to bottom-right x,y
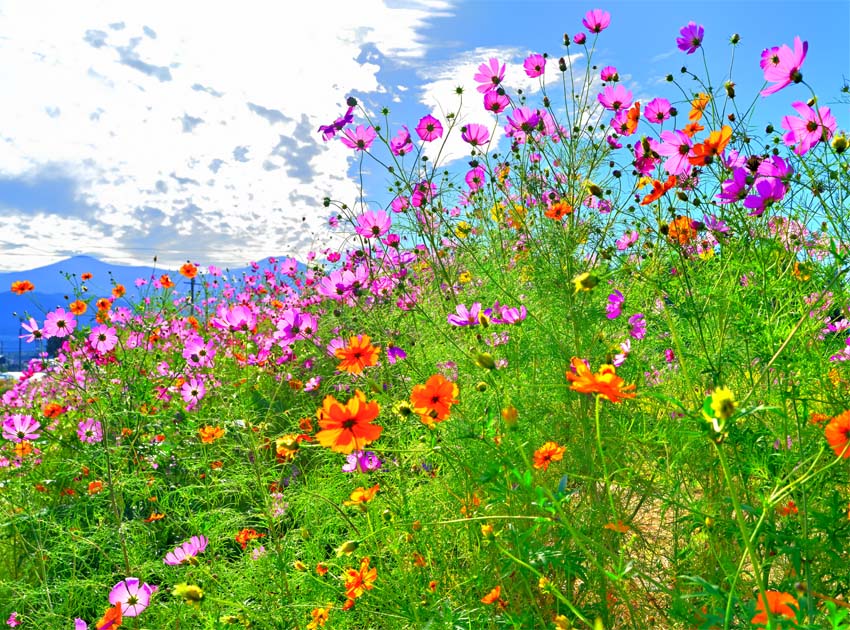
0,0 -> 846,272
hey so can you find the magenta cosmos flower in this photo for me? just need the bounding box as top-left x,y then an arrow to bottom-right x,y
465,166 -> 486,191
654,129 -> 693,176
342,450 -> 382,473
447,302 -> 491,327
389,126 -> 413,156
77,418 -> 103,444
109,578 -> 157,617
474,57 -> 505,93
415,114 -> 443,141
89,325 -> 118,354
600,66 -> 618,82
461,123 -> 490,146
318,102 -> 355,141
760,36 -> 807,96
523,53 -> 546,78
164,535 -> 209,565
676,22 -> 704,54
781,101 -> 836,155
339,124 -> 377,150
355,209 -> 392,238
597,84 -> 633,111
43,307 -> 76,339
582,8 -> 611,34
483,91 -> 509,114
3,414 -> 40,443
645,97 -> 672,124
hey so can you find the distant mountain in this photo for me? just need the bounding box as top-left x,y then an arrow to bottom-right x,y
0,255 -> 305,369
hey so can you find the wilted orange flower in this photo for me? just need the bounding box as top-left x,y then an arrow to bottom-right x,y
533,442 -> 566,471
198,425 -> 225,444
544,200 -> 573,220
235,528 -> 265,550
809,412 -> 830,425
88,480 -> 104,495
96,297 -> 112,311
682,121 -> 705,138
410,374 -> 459,426
180,262 -> 199,279
81,272 -> 93,281
566,357 -> 636,403
11,280 -> 35,295
481,585 -> 502,605
825,410 -> 850,458
335,335 -> 381,375
344,484 -> 380,506
343,557 -> 377,606
144,512 -> 164,523
96,604 -> 123,630
69,299 -> 88,315
315,390 -> 382,454
751,590 -> 799,626
160,274 -> 175,289
315,562 -> 328,576
688,125 -> 732,166
667,215 -> 698,246
689,92 -> 710,122
603,520 -> 630,533
640,175 -> 677,205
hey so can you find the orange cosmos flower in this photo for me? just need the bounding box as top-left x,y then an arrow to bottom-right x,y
315,562 -> 328,576
689,93 -> 710,122
179,262 -> 199,279
96,604 -> 123,630
603,520 -> 630,533
624,101 -> 641,135
42,402 -> 65,418
639,175 -> 677,206
112,284 -> 126,298
344,484 -> 380,506
335,334 -> 381,375
198,425 -> 225,444
160,274 -> 175,289
688,125 -> 732,166
81,272 -> 93,281
315,390 -> 382,454
667,215 -> 698,246
96,297 -> 112,311
69,299 -> 88,315
533,441 -> 566,471
143,512 -> 165,523
682,121 -> 705,138
566,357 -> 636,403
10,280 -> 35,295
343,557 -> 377,605
751,590 -> 799,626
88,480 -> 104,495
410,374 -> 459,426
825,410 -> 850,458
235,528 -> 265,550
544,200 -> 573,220
481,585 -> 502,605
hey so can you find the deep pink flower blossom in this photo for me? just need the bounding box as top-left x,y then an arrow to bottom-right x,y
597,84 -> 633,111
415,114 -> 443,141
390,195 -> 410,213
629,313 -> 646,340
483,91 -> 509,114
343,450 -> 382,473
582,9 -> 610,34
607,290 -> 624,319
211,304 -> 256,332
523,53 -> 546,78
447,303 -> 491,327
781,101 -> 837,155
43,307 -> 76,339
89,325 -> 118,354
760,36 -> 807,96
339,124 -> 377,151
465,166 -> 487,191
573,33 -> 586,45
474,58 -> 505,94
411,180 -> 436,207
182,335 -> 216,368
77,418 -> 103,444
164,535 -> 209,565
19,317 -> 43,343
108,578 -> 157,617
744,178 -> 787,216
676,22 -> 704,54
318,103 -> 355,141
462,123 -> 490,146
3,414 -> 40,443
645,98 -> 672,124
654,129 -> 693,176
389,126 -> 414,156
600,66 -> 618,82
716,167 -> 750,204
355,209 -> 392,238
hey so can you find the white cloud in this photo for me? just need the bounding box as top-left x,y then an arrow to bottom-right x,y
0,0 -> 453,271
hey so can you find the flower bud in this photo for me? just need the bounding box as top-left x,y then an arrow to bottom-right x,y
475,352 -> 497,370
335,540 -> 360,557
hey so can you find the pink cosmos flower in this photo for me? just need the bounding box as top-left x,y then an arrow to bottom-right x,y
108,578 -> 157,617
211,304 -> 256,332
43,307 -> 76,339
781,101 -> 836,155
77,418 -> 103,444
676,22 -> 704,54
342,450 -> 382,473
462,123 -> 490,146
355,209 -> 392,238
744,178 -> 787,216
74,619 -> 87,630
597,85 -> 633,111
318,102 -> 355,141
573,33 -> 586,45
389,126 -> 414,156
89,325 -> 118,354
760,36 -> 807,96
465,166 -> 486,192
654,129 -> 693,176
448,303 -> 490,327
19,317 -> 43,343
164,535 -> 209,565
7,613 -> 20,628
3,414 -> 40,443
180,377 -> 206,408
582,9 -> 611,34
716,168 -> 750,204
600,66 -> 618,82
629,313 -> 647,340
615,230 -> 639,250
410,180 -> 436,207
484,91 -> 509,114
474,57 -> 505,94
390,195 -> 410,213
182,335 -> 216,368
645,98 -> 672,124
415,114 -> 443,141
606,290 -> 624,319
339,124 -> 377,151
505,106 -> 541,142
523,53 -> 546,78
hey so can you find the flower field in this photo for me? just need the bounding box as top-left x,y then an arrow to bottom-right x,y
3,9 -> 850,629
